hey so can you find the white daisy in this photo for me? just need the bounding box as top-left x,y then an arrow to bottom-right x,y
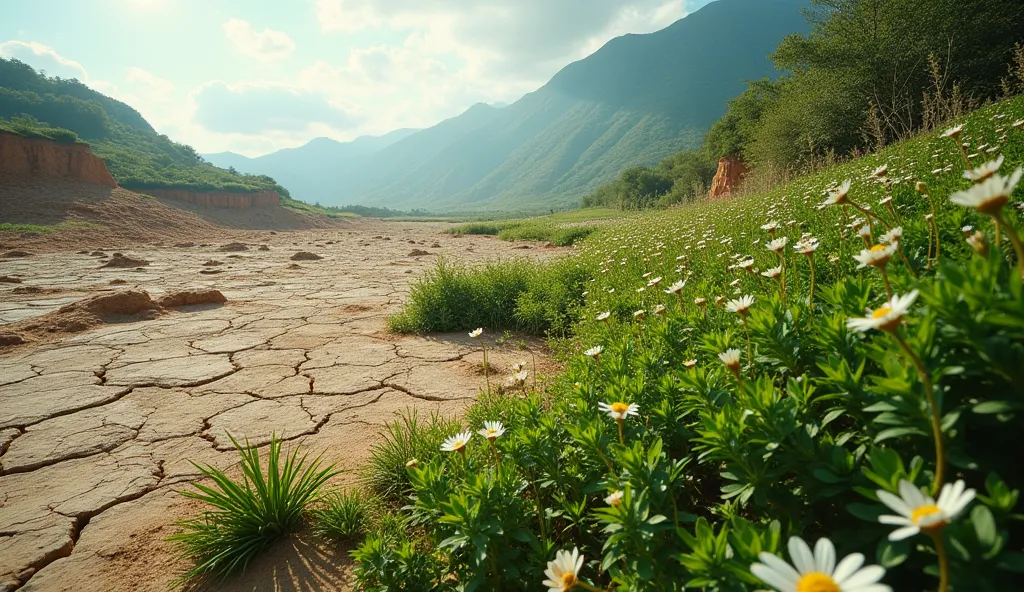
694,297 -> 707,306
762,266 -> 782,279
478,421 -> 505,441
940,124 -> 963,138
584,345 -> 603,358
654,304 -> 666,315
853,243 -> 897,269
846,290 -> 919,333
963,155 -> 1004,182
604,490 -> 624,507
871,164 -> 888,178
469,328 -> 483,338
440,430 -> 474,453
633,309 -> 646,320
718,348 -> 742,370
596,311 -> 611,322
543,547 -> 584,592
665,280 -> 685,294
726,294 -> 755,315
761,221 -> 781,233
767,237 -> 789,252
879,227 -> 903,245
950,167 -> 1022,216
876,479 -> 976,541
598,401 -> 639,421
647,276 -> 662,287
750,536 -> 891,592
824,180 -> 853,205
794,239 -> 819,255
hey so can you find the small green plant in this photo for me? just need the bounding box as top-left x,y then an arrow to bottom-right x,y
311,489 -> 372,543
363,409 -> 463,503
168,434 -> 338,584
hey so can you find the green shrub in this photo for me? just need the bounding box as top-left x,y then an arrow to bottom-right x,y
388,257 -> 589,335
168,435 -> 337,584
311,490 -> 372,543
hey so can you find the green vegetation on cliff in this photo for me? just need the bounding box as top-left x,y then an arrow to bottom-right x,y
0,57 -> 290,196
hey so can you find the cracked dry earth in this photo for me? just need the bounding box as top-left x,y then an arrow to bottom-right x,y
0,221 -> 562,592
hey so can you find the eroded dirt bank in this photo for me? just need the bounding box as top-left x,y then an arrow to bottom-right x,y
0,220 -> 561,591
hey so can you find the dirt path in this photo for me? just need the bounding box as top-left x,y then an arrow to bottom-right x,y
0,220 -> 560,591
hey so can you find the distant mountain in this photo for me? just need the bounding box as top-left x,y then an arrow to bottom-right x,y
203,128 -> 418,204
0,58 -> 289,197
277,0 -> 810,210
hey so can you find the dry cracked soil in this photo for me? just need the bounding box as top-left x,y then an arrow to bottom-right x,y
0,220 -> 561,591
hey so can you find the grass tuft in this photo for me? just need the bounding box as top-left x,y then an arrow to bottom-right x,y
362,409 -> 463,503
310,489 -> 372,543
167,434 -> 338,585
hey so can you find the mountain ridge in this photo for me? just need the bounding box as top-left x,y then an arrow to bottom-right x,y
224,0 -> 810,211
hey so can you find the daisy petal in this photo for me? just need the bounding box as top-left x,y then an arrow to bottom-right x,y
888,525 -> 920,541
876,490 -> 911,516
832,552 -> 865,583
757,552 -> 801,586
751,563 -> 798,592
814,537 -> 836,575
788,537 -> 815,574
840,564 -> 886,588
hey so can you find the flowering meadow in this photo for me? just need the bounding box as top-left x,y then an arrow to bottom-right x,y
349,96 -> 1024,592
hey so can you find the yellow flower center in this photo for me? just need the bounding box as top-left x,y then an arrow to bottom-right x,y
560,572 -> 578,589
870,244 -> 887,253
796,572 -> 840,592
611,402 -> 630,414
872,306 -> 893,319
453,440 -> 465,449
911,504 -> 946,529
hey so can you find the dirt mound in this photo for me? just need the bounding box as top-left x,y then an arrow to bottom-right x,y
0,275 -> 22,283
202,260 -> 222,266
1,289 -> 228,348
408,249 -> 432,257
100,253 -> 150,268
3,250 -> 32,258
218,242 -> 248,252
156,288 -> 226,308
0,178 -> 350,253
290,251 -> 322,261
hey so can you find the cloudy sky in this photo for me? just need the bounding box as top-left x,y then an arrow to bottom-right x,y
1,0 -> 713,157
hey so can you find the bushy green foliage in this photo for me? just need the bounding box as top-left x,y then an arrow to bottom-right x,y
356,98 -> 1024,591
0,58 -> 291,197
311,490 -> 372,543
581,151 -> 718,210
168,435 -> 337,584
0,114 -> 80,143
387,257 -> 591,336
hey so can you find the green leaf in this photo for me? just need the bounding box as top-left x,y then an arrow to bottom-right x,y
876,538 -> 910,568
972,505 -> 997,549
972,400 -> 1017,414
874,426 -> 926,443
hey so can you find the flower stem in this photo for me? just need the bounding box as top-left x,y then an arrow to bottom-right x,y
930,531 -> 951,592
897,244 -> 918,278
880,266 -> 894,299
997,215 -> 1024,279
577,582 -> 607,592
531,479 -> 547,550
894,333 -> 945,490
807,256 -> 816,325
852,201 -> 891,233
616,418 -> 624,445
957,142 -> 971,168
482,343 -> 490,395
742,318 -> 754,377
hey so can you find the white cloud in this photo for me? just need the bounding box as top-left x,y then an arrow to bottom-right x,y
222,18 -> 295,61
313,0 -> 693,87
0,40 -> 89,80
192,81 -> 358,134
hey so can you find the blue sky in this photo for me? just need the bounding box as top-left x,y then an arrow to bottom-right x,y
1,0 -> 712,156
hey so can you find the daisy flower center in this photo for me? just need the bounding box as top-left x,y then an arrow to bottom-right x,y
453,440 -> 465,449
911,504 -> 945,527
560,572 -> 578,588
796,572 -> 840,592
611,402 -> 630,414
871,306 -> 893,319
870,244 -> 887,253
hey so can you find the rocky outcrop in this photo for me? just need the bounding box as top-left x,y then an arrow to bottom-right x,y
0,133 -> 116,187
708,156 -> 749,198
139,188 -> 280,209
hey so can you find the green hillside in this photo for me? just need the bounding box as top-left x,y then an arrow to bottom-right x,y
0,57 -> 289,197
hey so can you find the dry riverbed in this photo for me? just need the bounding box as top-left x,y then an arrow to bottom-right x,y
0,220 -> 561,592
